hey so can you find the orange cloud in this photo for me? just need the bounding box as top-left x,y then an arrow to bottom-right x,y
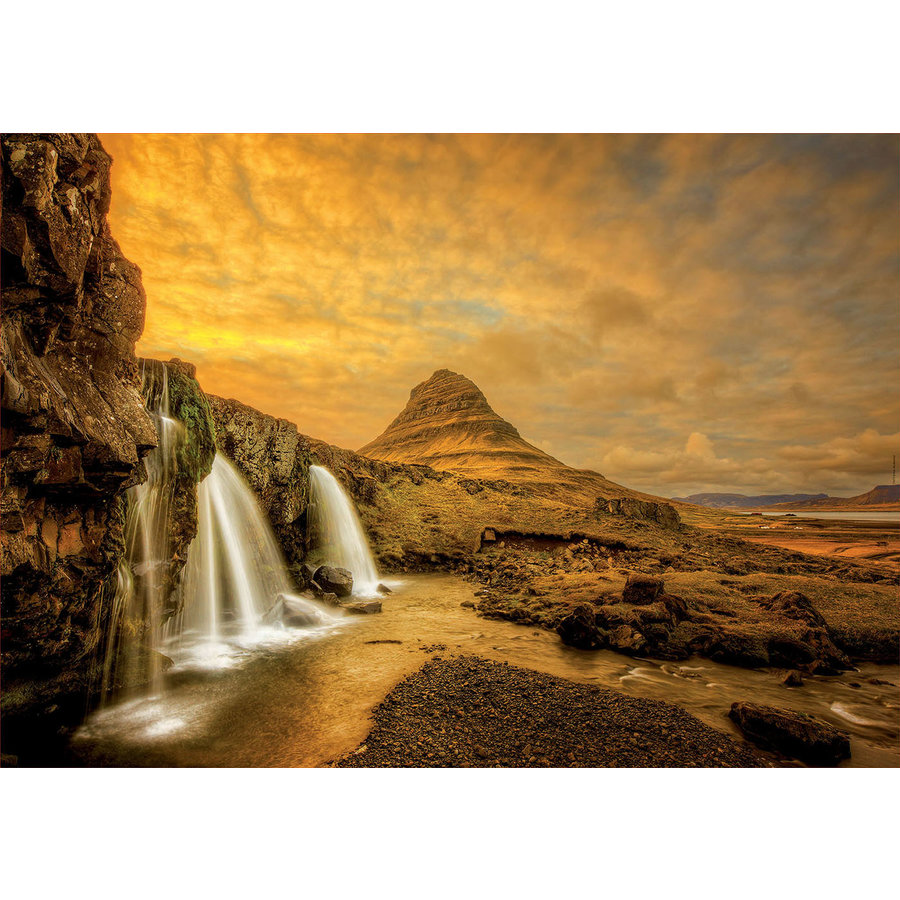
99,133 -> 899,496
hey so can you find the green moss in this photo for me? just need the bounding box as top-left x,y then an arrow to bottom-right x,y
166,368 -> 217,483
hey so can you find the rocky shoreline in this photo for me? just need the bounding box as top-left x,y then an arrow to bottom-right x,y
332,655 -> 769,768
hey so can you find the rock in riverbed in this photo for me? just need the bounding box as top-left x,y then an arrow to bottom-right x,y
314,565 -> 354,597
342,599 -> 382,615
728,700 -> 851,766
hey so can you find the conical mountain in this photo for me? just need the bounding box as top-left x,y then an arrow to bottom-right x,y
358,369 -> 566,477
358,369 -> 648,506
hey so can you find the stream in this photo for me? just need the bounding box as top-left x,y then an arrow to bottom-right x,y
72,574 -> 900,767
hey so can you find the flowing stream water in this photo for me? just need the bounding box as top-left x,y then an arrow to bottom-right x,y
74,573 -> 899,767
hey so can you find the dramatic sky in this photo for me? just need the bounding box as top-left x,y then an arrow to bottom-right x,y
100,133 -> 899,498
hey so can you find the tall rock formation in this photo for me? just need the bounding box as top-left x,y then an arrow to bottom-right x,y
1,134 -> 157,719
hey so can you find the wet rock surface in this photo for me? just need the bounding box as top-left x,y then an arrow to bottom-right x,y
207,394 -> 311,565
334,655 -> 767,767
342,598 -> 383,615
314,565 -> 353,597
728,700 -> 851,766
1,133 -> 156,727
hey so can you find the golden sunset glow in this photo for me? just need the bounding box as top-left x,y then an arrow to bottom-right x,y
100,133 -> 899,496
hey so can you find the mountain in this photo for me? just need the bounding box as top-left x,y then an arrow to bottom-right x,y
673,492 -> 829,510
762,485 -> 900,511
359,369 -> 566,476
357,368 -> 650,506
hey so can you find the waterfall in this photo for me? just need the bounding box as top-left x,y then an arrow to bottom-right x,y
163,453 -> 332,650
100,363 -> 333,704
100,360 -> 183,701
308,465 -> 380,594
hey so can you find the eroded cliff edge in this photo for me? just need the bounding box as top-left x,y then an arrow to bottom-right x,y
1,134 -> 157,736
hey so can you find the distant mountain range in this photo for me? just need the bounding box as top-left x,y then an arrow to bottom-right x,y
675,485 -> 900,511
672,492 -> 829,509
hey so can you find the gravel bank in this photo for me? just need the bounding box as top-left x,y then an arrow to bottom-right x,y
333,655 -> 768,767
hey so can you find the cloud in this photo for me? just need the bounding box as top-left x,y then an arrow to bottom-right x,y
99,133 -> 899,496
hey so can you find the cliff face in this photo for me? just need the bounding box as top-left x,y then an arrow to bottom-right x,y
140,358 -> 217,621
1,134 -> 157,712
207,394 -> 312,566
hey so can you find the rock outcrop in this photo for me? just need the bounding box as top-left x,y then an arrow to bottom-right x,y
313,565 -> 353,598
601,497 -> 681,530
1,134 -> 156,723
207,394 -> 311,565
138,357 -> 217,621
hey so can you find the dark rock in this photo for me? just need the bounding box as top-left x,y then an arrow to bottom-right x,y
622,574 -> 664,605
782,670 -> 804,687
207,395 -> 311,565
342,599 -> 383,615
461,600 -> 475,609
376,583 -> 393,594
321,593 -> 341,607
557,605 -> 603,649
704,633 -> 770,668
314,565 -> 354,597
1,133 -> 156,714
728,701 -> 851,766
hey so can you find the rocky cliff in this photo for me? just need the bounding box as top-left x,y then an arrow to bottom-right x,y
140,357 -> 217,621
1,134 -> 157,730
207,394 -> 312,566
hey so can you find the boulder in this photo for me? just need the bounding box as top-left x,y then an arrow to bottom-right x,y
376,583 -> 393,594
622,574 -> 664,605
557,605 -> 603,649
314,565 -> 354,597
782,670 -> 804,687
728,701 -> 851,766
281,594 -> 327,627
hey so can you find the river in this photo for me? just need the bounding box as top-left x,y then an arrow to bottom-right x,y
71,574 -> 900,768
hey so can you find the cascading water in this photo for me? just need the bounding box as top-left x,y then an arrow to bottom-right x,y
308,465 -> 380,594
100,361 -> 183,702
100,362 -> 334,704
163,452 -> 332,658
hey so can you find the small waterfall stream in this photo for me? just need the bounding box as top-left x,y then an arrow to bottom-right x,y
308,465 -> 380,594
100,362 -> 184,701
